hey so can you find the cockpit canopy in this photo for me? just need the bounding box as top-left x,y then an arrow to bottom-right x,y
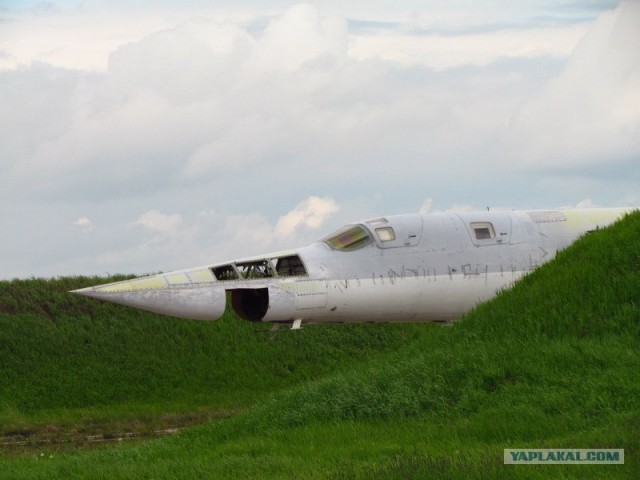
324,214 -> 424,251
323,225 -> 373,251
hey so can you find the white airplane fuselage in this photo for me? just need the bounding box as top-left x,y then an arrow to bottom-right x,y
73,208 -> 633,326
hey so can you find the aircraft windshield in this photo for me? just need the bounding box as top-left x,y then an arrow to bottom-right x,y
323,225 -> 372,251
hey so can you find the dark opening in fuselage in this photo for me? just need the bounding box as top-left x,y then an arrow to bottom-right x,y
230,288 -> 269,322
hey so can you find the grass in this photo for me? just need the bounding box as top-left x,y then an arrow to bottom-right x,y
1,212 -> 639,478
0,276 -> 423,442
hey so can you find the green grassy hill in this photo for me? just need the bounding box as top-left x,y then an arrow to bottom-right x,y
0,277 -> 421,427
1,212 -> 639,479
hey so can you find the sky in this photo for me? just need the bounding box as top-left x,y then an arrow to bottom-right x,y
0,0 -> 638,279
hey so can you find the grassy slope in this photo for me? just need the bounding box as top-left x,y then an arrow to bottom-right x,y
1,212 -> 639,478
0,278 -> 423,430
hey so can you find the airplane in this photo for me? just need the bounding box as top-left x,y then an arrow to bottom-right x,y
72,207 -> 634,329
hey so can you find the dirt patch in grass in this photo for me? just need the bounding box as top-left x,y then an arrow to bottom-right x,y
0,409 -> 235,454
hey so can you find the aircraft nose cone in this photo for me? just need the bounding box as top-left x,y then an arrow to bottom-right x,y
71,275 -> 226,321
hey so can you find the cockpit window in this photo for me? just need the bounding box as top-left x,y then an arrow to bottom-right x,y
236,260 -> 275,279
471,222 -> 495,240
274,255 -> 307,276
323,225 -> 373,251
375,227 -> 396,242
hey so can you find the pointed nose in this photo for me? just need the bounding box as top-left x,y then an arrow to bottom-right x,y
71,274 -> 226,321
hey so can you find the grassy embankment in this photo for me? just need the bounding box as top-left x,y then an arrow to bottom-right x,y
1,212 -> 639,478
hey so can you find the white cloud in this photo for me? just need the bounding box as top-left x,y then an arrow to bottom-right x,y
133,210 -> 183,236
74,217 -> 94,233
81,197 -> 343,274
349,24 -> 589,71
575,199 -> 596,209
5,2 -> 633,204
444,204 -> 475,213
256,4 -> 348,71
275,196 -> 341,237
508,0 -> 640,169
418,198 -> 433,214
